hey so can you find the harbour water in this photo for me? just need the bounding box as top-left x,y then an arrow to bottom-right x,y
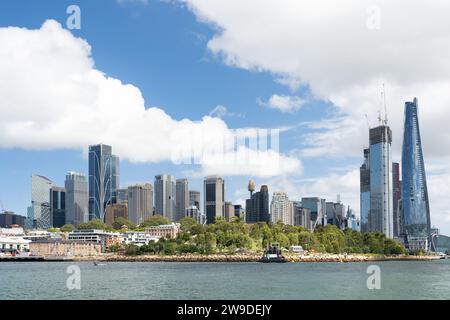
1,260 -> 450,300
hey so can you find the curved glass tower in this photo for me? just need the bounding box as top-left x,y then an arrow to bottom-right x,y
401,98 -> 431,250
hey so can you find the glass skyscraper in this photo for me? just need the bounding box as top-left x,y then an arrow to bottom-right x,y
28,174 -> 53,229
401,98 -> 431,250
204,175 -> 225,224
360,123 -> 394,238
154,174 -> 176,221
88,144 -> 120,221
359,148 -> 370,233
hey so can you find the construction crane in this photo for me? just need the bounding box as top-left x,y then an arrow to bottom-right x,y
365,114 -> 371,130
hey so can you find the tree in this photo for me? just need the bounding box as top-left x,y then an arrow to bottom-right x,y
141,215 -> 171,227
60,224 -> 75,233
77,219 -> 111,231
179,217 -> 198,232
112,217 -> 136,230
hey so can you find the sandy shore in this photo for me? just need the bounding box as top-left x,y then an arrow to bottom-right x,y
71,253 -> 443,263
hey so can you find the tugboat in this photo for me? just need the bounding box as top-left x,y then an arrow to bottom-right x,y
259,243 -> 287,263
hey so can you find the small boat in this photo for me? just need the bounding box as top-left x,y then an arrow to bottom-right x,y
259,244 -> 287,263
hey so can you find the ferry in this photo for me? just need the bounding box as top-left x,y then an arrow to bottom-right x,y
259,244 -> 287,263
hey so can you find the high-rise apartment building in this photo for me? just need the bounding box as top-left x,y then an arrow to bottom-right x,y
88,144 -> 120,221
154,174 -> 176,221
175,179 -> 189,222
65,172 -> 88,226
224,202 -> 234,222
128,184 -> 153,225
270,192 -> 294,225
401,98 -> 431,250
204,176 -> 225,224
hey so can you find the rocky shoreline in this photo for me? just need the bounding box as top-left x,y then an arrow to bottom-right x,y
72,253 -> 443,263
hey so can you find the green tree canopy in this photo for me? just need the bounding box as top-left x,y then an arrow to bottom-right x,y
141,215 -> 171,227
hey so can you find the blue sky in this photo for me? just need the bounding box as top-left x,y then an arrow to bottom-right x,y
1,0 -> 448,234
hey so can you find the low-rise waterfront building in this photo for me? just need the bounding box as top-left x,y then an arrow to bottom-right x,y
0,236 -> 31,253
145,223 -> 180,239
68,229 -> 122,252
29,240 -> 101,256
121,232 -> 160,246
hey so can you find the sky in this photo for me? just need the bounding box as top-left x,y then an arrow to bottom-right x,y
0,0 -> 449,234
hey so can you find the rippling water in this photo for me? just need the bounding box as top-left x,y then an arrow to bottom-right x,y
1,260 -> 450,300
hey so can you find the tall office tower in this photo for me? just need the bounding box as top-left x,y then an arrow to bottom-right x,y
270,192 -> 294,225
116,188 -> 128,205
401,98 -> 431,250
189,190 -> 201,208
293,201 -> 312,230
127,184 -> 153,225
27,174 -> 53,229
392,162 -> 402,237
88,144 -> 120,222
105,203 -> 128,226
186,206 -> 205,224
360,148 -> 371,233
368,124 -> 393,238
234,204 -> 246,221
246,184 -> 270,223
175,179 -> 189,222
50,186 -> 66,228
301,197 -> 325,228
65,172 -> 88,226
325,200 -> 346,229
154,174 -> 176,221
204,176 -> 225,224
224,202 -> 234,222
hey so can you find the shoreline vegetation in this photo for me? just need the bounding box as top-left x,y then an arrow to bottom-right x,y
51,215 -> 440,263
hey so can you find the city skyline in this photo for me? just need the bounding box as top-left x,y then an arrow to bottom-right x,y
1,1 -> 449,235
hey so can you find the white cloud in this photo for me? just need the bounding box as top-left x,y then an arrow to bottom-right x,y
209,105 -> 245,118
181,0 -> 450,233
0,20 -> 301,178
257,94 -> 305,113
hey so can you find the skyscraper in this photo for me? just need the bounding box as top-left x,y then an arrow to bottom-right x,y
360,148 -> 370,233
270,192 -> 294,225
246,184 -> 270,223
154,174 -> 176,221
301,197 -> 325,228
189,190 -> 200,208
128,184 -> 153,225
175,178 -> 189,222
50,186 -> 66,228
392,162 -> 402,237
28,174 -> 53,229
293,201 -> 311,230
401,98 -> 431,250
204,175 -> 225,224
65,172 -> 88,226
88,144 -> 120,221
368,124 -> 393,238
